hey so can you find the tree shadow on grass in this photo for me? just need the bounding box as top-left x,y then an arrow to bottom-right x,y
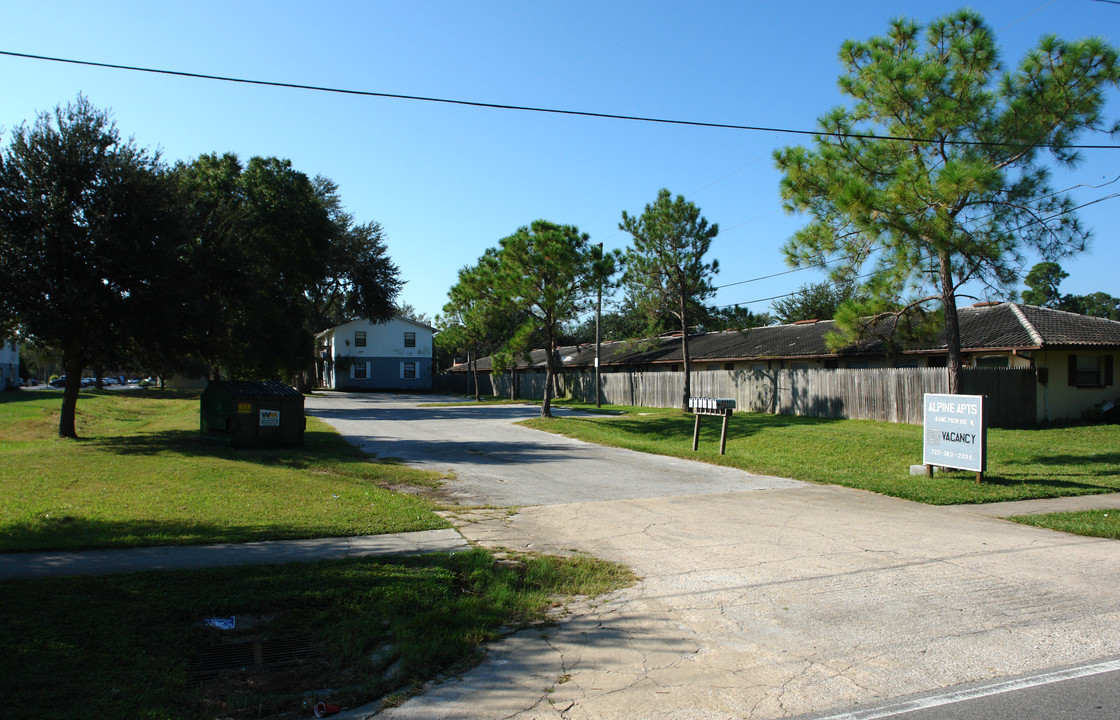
968,475 -> 1118,494
996,453 -> 1120,482
86,426 -> 370,468
0,389 -> 62,405
0,515 -> 350,556
583,411 -> 843,444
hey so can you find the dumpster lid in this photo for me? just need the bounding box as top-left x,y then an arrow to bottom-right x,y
206,380 -> 302,397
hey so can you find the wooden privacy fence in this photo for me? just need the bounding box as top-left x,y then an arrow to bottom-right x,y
432,371 -> 495,396
555,367 -> 1037,427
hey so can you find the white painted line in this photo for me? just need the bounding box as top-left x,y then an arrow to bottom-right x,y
811,659 -> 1120,720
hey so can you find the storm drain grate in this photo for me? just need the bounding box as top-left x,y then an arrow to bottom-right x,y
191,638 -> 317,681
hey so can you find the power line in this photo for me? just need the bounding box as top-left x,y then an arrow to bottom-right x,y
998,0 -> 1061,31
711,175 -> 1120,291
3,49 -> 1118,151
717,271 -> 879,310
715,264 -> 827,290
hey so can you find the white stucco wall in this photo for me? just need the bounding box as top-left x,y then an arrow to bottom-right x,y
1031,349 -> 1119,422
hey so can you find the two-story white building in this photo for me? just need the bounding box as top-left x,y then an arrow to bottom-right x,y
315,316 -> 434,391
1,338 -> 18,390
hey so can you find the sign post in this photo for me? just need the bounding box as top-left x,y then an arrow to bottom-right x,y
922,393 -> 987,483
688,397 -> 736,455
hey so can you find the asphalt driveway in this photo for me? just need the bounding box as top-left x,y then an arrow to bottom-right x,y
306,393 -> 1120,720
304,392 -> 805,506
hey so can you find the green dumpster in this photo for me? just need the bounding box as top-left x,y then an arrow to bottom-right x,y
200,380 -> 305,448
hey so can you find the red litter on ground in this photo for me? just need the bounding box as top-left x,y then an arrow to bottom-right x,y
314,701 -> 341,717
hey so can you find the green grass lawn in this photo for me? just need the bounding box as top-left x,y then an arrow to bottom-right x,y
1009,510 -> 1120,540
0,390 -> 636,718
521,402 -> 1120,505
0,549 -> 634,720
0,390 -> 450,552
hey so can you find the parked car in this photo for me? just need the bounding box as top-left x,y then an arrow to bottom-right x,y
50,376 -> 67,388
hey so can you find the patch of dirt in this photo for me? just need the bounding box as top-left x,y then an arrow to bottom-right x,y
192,658 -> 342,720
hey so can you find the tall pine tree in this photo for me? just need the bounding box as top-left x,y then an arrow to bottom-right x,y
775,10 -> 1118,393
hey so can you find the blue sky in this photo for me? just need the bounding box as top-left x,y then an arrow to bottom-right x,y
2,1 -> 1117,324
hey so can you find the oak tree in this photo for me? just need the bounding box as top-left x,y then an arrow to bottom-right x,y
0,97 -> 184,437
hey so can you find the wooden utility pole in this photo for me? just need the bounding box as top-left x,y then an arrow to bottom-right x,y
595,242 -> 603,408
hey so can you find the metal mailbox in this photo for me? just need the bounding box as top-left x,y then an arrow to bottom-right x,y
688,396 -> 736,454
688,397 -> 736,414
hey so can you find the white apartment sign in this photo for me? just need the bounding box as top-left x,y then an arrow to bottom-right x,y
922,393 -> 986,474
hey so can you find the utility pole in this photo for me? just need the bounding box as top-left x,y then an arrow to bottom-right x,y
595,242 -> 603,408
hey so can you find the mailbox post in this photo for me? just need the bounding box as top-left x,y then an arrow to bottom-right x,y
688,397 -> 736,455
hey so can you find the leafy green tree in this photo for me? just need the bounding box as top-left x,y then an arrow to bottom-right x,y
1019,261 -> 1120,320
563,293 -> 674,344
702,305 -> 774,332
771,281 -> 857,325
437,252 -> 508,401
309,176 -> 402,331
492,221 -> 615,417
775,10 -> 1119,393
0,97 -> 184,437
1021,262 -> 1069,307
620,189 -> 719,410
394,303 -> 432,326
175,154 -> 341,384
1063,291 -> 1120,320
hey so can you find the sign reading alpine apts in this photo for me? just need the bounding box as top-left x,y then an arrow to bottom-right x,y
923,393 -> 986,472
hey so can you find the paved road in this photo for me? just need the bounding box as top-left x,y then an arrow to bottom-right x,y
790,661 -> 1120,720
305,393 -> 804,506
306,393 -> 1120,720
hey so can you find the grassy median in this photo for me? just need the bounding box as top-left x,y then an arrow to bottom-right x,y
0,390 -> 635,719
0,390 -> 450,552
521,401 -> 1120,505
1009,510 -> 1120,540
0,549 -> 633,720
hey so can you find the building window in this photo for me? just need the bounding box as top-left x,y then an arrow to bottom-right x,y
354,331 -> 367,348
402,362 -> 416,379
404,332 -> 416,348
724,363 -> 735,371
353,362 -> 367,379
1068,354 -> 1113,388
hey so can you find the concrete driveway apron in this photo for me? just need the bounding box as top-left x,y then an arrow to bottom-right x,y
306,393 -> 1120,720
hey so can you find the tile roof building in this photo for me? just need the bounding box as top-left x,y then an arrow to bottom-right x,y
451,303 -> 1120,422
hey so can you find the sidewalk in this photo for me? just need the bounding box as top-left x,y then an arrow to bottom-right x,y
0,528 -> 469,580
5,494 -> 1118,580
961,492 -> 1120,517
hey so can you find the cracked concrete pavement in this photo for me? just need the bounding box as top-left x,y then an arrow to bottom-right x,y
306,393 -> 1120,719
